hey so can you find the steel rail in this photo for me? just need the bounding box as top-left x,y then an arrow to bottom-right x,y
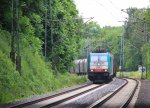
120,78 -> 139,108
89,78 -> 128,108
89,78 -> 138,108
42,84 -> 102,108
10,82 -> 93,108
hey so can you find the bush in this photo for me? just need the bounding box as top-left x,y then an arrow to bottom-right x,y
0,29 -> 87,103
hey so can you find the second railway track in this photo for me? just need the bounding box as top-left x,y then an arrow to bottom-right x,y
88,78 -> 138,108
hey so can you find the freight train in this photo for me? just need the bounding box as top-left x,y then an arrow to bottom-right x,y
69,59 -> 87,75
69,52 -> 116,83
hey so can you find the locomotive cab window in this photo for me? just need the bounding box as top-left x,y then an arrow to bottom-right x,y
90,56 -> 107,62
100,56 -> 107,62
90,55 -> 108,69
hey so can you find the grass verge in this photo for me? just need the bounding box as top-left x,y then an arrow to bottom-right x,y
116,71 -> 148,79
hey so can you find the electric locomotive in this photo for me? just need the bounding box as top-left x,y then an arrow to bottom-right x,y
88,52 -> 115,83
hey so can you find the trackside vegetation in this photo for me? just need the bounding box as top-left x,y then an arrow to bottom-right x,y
0,29 -> 87,103
0,0 -> 87,103
117,71 -> 150,79
117,71 -> 142,79
0,30 -> 86,103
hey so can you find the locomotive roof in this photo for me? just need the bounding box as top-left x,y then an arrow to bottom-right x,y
89,52 -> 111,56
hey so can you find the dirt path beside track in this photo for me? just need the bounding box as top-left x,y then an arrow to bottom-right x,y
134,79 -> 150,108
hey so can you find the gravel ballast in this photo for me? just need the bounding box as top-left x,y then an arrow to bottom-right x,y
54,78 -> 126,108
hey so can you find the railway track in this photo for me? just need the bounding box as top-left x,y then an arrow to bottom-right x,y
10,83 -> 103,108
88,78 -> 138,108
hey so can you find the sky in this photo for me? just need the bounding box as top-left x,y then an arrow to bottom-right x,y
73,0 -> 150,27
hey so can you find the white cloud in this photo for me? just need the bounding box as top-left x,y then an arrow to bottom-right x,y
73,0 -> 150,27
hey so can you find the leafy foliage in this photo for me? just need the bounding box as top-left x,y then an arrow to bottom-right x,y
124,8 -> 148,71
78,21 -> 123,67
0,29 -> 87,102
0,0 -> 87,103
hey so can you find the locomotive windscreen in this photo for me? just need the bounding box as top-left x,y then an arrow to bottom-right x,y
90,55 -> 108,69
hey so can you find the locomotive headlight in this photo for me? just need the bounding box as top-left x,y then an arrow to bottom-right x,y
91,69 -> 94,72
105,69 -> 107,72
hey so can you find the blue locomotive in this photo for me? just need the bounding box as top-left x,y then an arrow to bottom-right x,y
88,52 -> 116,83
